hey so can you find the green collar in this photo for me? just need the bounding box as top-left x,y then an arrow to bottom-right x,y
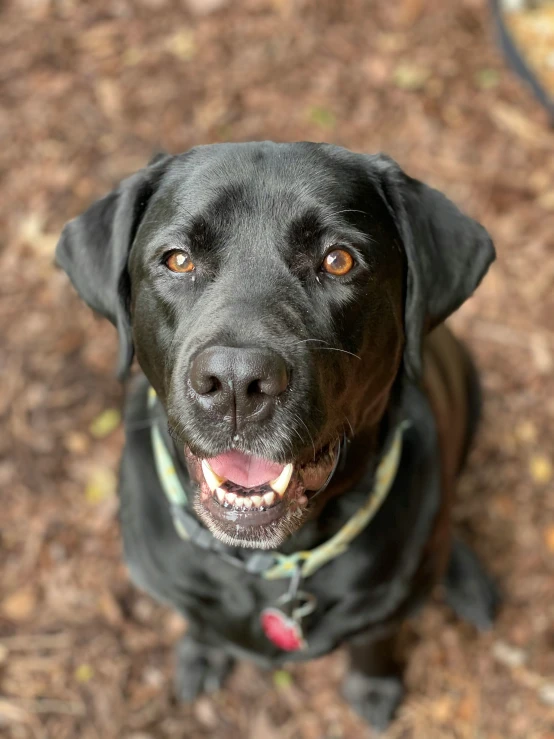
148,387 -> 407,580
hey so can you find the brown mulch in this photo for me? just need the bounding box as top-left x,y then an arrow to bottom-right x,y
1,0 -> 553,737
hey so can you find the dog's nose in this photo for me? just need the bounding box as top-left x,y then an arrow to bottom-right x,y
189,346 -> 289,423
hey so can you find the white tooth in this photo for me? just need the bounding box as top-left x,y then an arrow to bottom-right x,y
251,495 -> 262,508
201,460 -> 226,492
242,497 -> 253,509
216,488 -> 225,503
269,463 -> 294,496
235,495 -> 246,508
225,492 -> 237,505
263,491 -> 275,507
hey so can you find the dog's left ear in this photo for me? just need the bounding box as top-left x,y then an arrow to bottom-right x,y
56,154 -> 171,379
369,154 -> 496,380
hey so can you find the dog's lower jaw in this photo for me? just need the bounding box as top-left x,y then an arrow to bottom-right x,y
193,491 -> 309,549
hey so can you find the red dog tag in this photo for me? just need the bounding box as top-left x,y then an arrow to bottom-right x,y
260,607 -> 306,651
260,574 -> 317,652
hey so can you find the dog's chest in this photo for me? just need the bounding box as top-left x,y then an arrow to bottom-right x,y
122,524 -> 391,663
119,380 -> 442,664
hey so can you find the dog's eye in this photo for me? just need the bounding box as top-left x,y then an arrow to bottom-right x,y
165,251 -> 195,274
322,249 -> 354,276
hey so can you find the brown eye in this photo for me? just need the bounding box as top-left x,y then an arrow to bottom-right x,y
165,251 -> 195,273
322,249 -> 354,276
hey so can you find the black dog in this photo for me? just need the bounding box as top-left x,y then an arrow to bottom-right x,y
57,142 -> 497,730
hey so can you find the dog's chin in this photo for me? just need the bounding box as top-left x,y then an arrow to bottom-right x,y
184,443 -> 339,549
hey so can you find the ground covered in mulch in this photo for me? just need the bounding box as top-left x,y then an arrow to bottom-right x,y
1,0 -> 553,737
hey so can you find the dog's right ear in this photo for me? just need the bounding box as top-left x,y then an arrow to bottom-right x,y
56,154 -> 171,379
367,154 -> 495,381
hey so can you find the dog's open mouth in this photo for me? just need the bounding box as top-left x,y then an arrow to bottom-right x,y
202,453 -> 295,512
185,442 -> 339,547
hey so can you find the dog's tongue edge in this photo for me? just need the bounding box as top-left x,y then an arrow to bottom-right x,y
207,450 -> 284,488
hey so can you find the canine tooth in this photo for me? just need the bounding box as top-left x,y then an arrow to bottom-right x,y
251,495 -> 262,507
216,488 -> 225,503
235,496 -> 246,508
201,460 -> 226,492
263,491 -> 275,507
242,497 -> 253,509
269,463 -> 293,496
225,492 -> 236,505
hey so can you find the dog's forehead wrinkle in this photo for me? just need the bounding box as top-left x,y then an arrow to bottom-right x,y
163,142 -> 361,209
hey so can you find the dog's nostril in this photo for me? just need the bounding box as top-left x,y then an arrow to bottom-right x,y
258,366 -> 288,398
190,357 -> 223,396
247,379 -> 264,397
206,376 -> 221,395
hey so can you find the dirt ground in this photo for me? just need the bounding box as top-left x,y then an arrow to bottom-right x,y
1,0 -> 553,737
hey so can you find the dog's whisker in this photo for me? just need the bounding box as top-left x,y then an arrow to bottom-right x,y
289,338 -> 361,361
291,412 -> 317,461
125,417 -> 161,432
290,338 -> 330,345
344,415 -> 355,438
329,208 -> 366,217
315,347 -> 362,360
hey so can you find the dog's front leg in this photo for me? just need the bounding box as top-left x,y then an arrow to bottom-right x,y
342,628 -> 404,732
174,632 -> 235,702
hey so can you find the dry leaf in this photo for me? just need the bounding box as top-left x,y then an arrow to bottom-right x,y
164,610 -> 188,639
538,190 -> 554,210
475,68 -> 500,90
530,333 -> 553,374
493,640 -> 527,668
1,587 -> 37,621
98,590 -> 124,627
307,106 -> 336,129
490,103 -> 553,148
183,0 -> 229,15
96,79 -> 122,117
539,684 -> 554,707
75,663 -> 94,683
65,431 -> 90,454
194,697 -> 218,728
273,669 -> 293,689
514,420 -> 538,444
18,213 -> 58,256
529,454 -> 553,485
89,409 -> 121,438
85,467 -> 117,504
392,63 -> 430,91
165,29 -> 196,60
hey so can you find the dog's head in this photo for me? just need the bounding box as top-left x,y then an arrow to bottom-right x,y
57,142 -> 494,548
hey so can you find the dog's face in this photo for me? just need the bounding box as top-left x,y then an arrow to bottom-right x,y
128,145 -> 406,546
57,142 -> 494,548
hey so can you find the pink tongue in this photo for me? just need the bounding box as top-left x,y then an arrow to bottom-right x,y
208,451 -> 284,488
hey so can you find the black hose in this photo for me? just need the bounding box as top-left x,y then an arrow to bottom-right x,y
489,0 -> 554,122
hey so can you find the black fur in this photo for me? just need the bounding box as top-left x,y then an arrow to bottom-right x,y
56,142 -> 496,730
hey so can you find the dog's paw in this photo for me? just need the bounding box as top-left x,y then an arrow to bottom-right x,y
444,537 -> 500,631
174,635 -> 234,702
342,672 -> 404,732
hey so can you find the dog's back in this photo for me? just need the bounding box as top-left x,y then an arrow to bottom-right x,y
424,324 -> 480,490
